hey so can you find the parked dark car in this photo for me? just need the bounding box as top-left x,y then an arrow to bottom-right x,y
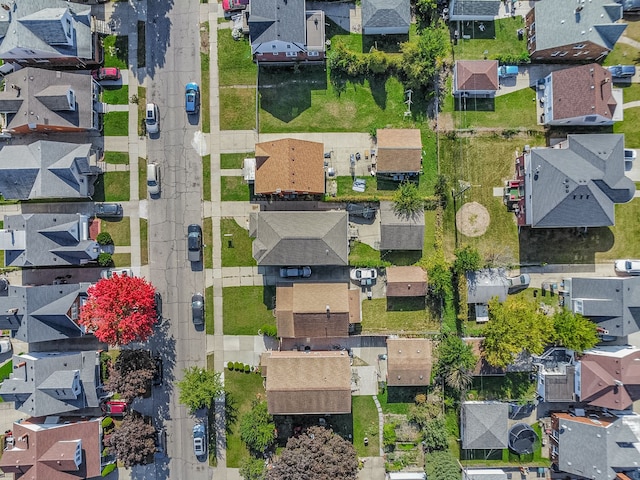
607,65 -> 637,78
188,224 -> 203,262
152,356 -> 163,387
192,293 -> 204,326
94,203 -> 123,218
154,291 -> 162,322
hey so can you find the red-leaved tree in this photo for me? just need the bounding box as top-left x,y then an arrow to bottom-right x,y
79,274 -> 157,346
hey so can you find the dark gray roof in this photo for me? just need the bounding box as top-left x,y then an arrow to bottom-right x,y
465,268 -> 509,304
0,1 -> 93,62
0,67 -> 98,131
0,283 -> 90,344
532,0 -> 625,52
0,351 -> 101,417
461,401 -> 509,449
557,412 -> 640,480
450,0 -> 501,20
362,0 -> 410,29
249,0 -> 306,52
527,134 -> 634,228
567,276 -> 640,337
0,141 -> 96,200
250,211 -> 348,266
379,201 -> 425,250
1,213 -> 99,267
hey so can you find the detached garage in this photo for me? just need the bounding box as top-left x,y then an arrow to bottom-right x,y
362,0 -> 410,35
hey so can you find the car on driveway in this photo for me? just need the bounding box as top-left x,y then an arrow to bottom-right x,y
102,400 -> 127,416
625,149 -> 636,161
145,103 -> 159,135
94,203 -> 123,218
185,82 -> 199,114
498,65 -> 518,78
607,65 -> 637,78
192,293 -> 204,326
100,268 -> 134,279
350,268 -> 378,283
615,259 -> 640,275
223,0 -> 249,12
92,67 -> 121,81
507,273 -> 530,291
187,224 -> 203,262
193,423 -> 206,457
279,266 -> 311,278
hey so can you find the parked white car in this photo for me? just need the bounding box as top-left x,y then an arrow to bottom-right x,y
615,259 -> 640,275
100,268 -> 134,279
350,268 -> 378,283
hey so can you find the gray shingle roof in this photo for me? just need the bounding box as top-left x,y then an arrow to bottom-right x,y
0,0 -> 93,62
379,201 -> 425,250
450,0 -> 501,20
249,0 -> 306,52
526,134 -> 635,228
567,276 -> 640,337
0,351 -> 101,417
532,0 -> 625,52
461,401 -> 509,449
362,0 -> 410,29
465,268 -> 509,304
0,283 -> 90,344
0,141 -> 96,200
1,213 -> 99,267
250,211 -> 348,266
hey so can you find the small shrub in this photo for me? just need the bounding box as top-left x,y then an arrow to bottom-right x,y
97,232 -> 114,246
260,324 -> 277,337
102,417 -> 114,429
98,253 -> 113,267
415,393 -> 427,405
383,422 -> 397,450
101,463 -> 117,476
227,362 -> 234,371
234,361 -> 242,370
244,364 -> 251,373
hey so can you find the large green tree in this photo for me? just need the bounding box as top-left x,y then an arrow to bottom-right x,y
239,400 -> 276,454
422,417 -> 448,452
435,333 -> 476,393
393,181 -> 424,216
553,309 -> 598,353
240,457 -> 267,480
453,245 -> 482,274
425,451 -> 460,480
483,297 -> 554,368
177,366 -> 223,413
400,23 -> 449,90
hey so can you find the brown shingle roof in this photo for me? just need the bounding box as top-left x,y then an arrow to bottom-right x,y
254,138 -> 325,195
376,128 -> 422,173
263,351 -> 352,414
0,418 -> 101,480
551,64 -> 616,121
386,338 -> 433,386
386,266 -> 428,297
455,60 -> 499,92
276,283 -> 359,337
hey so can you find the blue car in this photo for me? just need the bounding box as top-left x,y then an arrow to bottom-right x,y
498,65 -> 518,78
607,65 -> 636,78
185,82 -> 200,114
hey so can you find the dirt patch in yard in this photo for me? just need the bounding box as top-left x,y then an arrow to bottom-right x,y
456,201 -> 490,237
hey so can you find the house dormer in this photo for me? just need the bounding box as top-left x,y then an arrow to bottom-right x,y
18,8 -> 74,47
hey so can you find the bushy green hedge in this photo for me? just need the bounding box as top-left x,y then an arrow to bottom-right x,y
97,232 -> 114,246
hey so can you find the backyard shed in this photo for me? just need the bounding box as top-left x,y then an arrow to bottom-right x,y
386,338 -> 433,387
386,266 -> 427,297
379,202 -> 425,251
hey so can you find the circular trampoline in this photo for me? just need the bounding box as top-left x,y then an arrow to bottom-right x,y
508,423 -> 538,455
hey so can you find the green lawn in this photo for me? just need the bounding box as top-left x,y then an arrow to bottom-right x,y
467,373 -> 536,403
103,152 -> 129,165
205,286 -> 214,335
138,158 -> 146,200
442,88 -> 540,130
112,253 -> 131,267
95,172 -> 130,202
452,16 -> 528,61
203,217 -> 213,269
376,388 -> 424,415
0,360 -> 12,382
361,298 -> 439,334
103,35 -> 128,69
616,83 -> 640,103
220,88 -> 256,130
103,112 -> 129,136
615,107 -> 640,148
221,152 -> 253,169
100,218 -> 131,245
140,218 -> 148,265
349,241 -> 387,268
221,218 -> 257,267
603,41 -> 640,67
221,177 -> 251,201
203,155 -> 211,201
352,396 -> 380,457
622,19 -> 640,44
202,49 -> 211,133
137,86 -> 146,137
599,200 -> 640,262
102,86 -> 129,105
217,32 -> 257,86
225,370 -> 266,467
222,286 -> 275,335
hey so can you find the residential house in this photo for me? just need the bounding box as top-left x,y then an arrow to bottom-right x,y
448,0 -> 502,22
465,268 -> 509,322
0,141 -> 100,200
578,345 -> 640,410
550,410 -> 640,480
461,401 -> 509,450
362,0 -> 410,35
379,201 -> 424,251
525,0 -> 626,62
0,0 -> 100,68
260,350 -> 352,415
0,213 -> 100,267
254,138 -> 325,197
533,347 -> 576,403
464,338 -> 505,376
506,134 -> 635,228
275,283 -> 361,338
563,275 -> 640,337
0,283 -> 91,345
453,60 -> 499,98
250,211 -> 348,266
0,351 -> 102,417
375,129 -> 422,180
386,338 -> 433,387
0,417 -> 104,480
538,63 -> 622,126
249,0 -> 325,64
385,266 -> 428,297
0,67 -> 102,133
